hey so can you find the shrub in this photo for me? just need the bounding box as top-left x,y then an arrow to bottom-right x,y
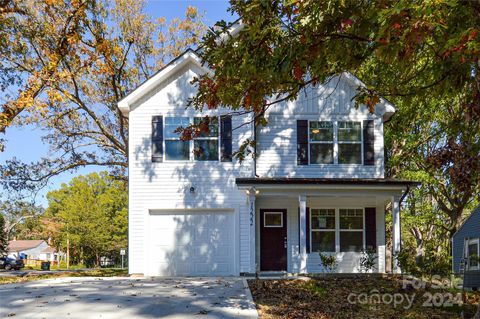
319,252 -> 338,273
359,248 -> 377,273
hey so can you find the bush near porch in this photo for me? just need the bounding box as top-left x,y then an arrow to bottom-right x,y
248,276 -> 480,319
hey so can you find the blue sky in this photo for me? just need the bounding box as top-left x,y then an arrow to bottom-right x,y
0,0 -> 235,207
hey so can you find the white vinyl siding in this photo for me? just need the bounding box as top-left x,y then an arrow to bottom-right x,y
128,63 -> 254,275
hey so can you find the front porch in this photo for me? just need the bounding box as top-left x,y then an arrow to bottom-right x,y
237,178 -> 419,275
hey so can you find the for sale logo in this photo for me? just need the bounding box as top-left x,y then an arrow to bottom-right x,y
347,275 -> 463,309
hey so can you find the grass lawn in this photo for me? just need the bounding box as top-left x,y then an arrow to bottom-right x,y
0,268 -> 128,285
249,276 -> 480,319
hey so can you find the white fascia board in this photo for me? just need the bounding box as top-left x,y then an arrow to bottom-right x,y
215,19 -> 244,45
237,183 -> 409,192
117,50 -> 212,115
342,72 -> 396,122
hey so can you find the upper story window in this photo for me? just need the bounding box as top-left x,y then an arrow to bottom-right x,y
338,122 -> 362,164
309,122 -> 334,164
163,116 -> 220,162
165,117 -> 190,161
193,117 -> 219,161
151,115 -> 232,163
307,121 -> 363,165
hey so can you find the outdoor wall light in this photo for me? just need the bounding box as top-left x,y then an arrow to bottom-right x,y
189,186 -> 195,193
245,187 -> 260,195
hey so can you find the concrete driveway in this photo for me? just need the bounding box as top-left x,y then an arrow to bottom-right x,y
0,277 -> 258,319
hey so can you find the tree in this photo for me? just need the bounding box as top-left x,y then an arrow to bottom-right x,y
0,200 -> 44,241
0,0 -> 205,192
0,214 -> 8,256
46,172 -> 127,267
186,1 -> 479,273
187,1 -> 479,148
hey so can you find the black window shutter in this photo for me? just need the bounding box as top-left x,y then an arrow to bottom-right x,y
365,207 -> 376,251
152,116 -> 163,162
306,207 -> 310,253
363,120 -> 375,165
297,120 -> 308,165
220,115 -> 232,162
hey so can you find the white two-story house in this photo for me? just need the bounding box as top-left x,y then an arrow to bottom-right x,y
119,42 -> 418,277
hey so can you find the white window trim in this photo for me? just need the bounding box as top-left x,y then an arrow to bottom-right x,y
337,121 -> 363,165
193,117 -> 220,161
307,120 -> 364,166
164,117 -> 191,162
264,212 -> 284,228
308,121 -> 335,165
309,207 -> 365,254
465,238 -> 479,270
163,116 -> 220,162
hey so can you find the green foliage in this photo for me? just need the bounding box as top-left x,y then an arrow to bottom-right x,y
359,248 -> 377,273
0,1 -> 205,191
396,241 -> 451,279
0,200 -> 45,240
0,214 -> 8,256
46,172 -> 127,267
319,252 -> 338,273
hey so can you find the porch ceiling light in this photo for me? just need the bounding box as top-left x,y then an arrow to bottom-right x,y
246,187 -> 260,195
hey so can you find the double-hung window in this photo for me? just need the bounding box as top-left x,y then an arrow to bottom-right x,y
310,208 -> 365,253
163,116 -> 219,161
338,122 -> 362,164
193,117 -> 219,161
311,209 -> 336,252
307,121 -> 363,165
165,117 -> 190,161
309,122 -> 334,164
466,238 -> 479,270
339,209 -> 364,252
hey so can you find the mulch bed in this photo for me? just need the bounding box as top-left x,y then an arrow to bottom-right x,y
248,276 -> 480,319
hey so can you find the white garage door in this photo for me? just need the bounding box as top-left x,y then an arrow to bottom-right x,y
147,210 -> 236,276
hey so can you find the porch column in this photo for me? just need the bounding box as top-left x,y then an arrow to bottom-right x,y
248,193 -> 256,273
392,195 -> 401,273
299,195 -> 307,273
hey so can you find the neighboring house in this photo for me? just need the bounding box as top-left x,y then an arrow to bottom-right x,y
7,240 -> 59,262
118,23 -> 418,277
452,205 -> 480,274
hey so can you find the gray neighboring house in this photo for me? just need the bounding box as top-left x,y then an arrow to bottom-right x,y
7,240 -> 58,261
452,205 -> 480,274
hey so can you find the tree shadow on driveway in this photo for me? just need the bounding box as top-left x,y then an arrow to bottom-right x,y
0,277 -> 258,319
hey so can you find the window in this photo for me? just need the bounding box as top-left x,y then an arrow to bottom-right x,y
310,208 -> 365,253
194,117 -> 219,161
311,209 -> 336,252
466,239 -> 479,270
165,117 -> 190,161
309,122 -> 334,164
338,122 -> 362,164
264,212 -> 283,227
307,121 -> 363,165
164,117 -> 220,161
339,209 -> 364,252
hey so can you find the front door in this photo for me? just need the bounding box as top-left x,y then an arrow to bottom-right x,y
260,209 -> 287,271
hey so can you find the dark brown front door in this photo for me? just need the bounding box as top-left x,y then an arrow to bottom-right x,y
260,209 -> 287,271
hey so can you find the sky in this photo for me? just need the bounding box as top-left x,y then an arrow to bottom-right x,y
0,0 -> 235,207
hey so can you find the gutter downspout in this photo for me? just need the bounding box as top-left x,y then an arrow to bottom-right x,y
397,185 -> 411,259
253,118 -> 258,178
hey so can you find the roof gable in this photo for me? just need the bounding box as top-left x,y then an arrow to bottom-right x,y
118,49 -> 211,115
8,240 -> 45,251
453,205 -> 480,239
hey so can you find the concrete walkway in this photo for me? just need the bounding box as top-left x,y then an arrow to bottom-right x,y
0,277 -> 258,319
